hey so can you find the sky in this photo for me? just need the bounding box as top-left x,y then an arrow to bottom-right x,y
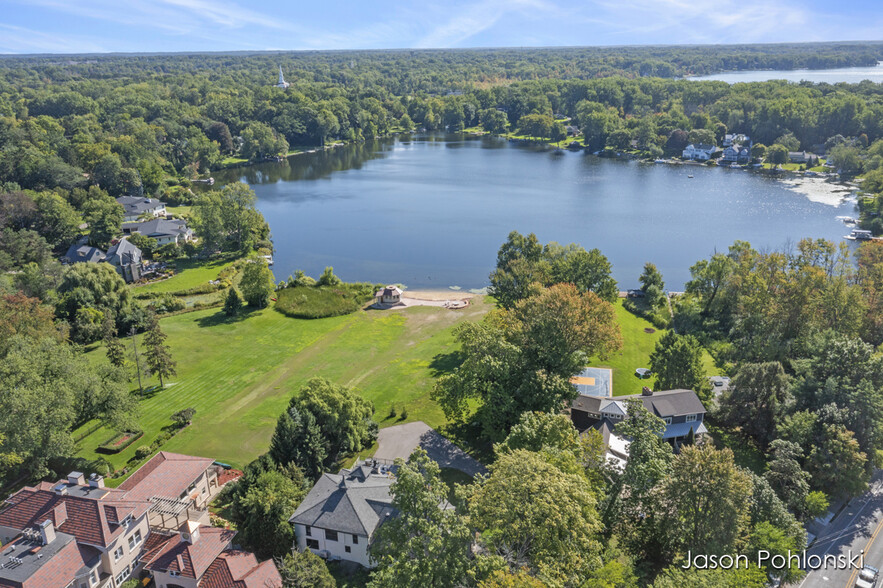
0,0 -> 881,55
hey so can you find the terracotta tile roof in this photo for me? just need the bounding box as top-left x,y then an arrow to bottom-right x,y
142,526 -> 235,580
0,486 -> 148,548
118,451 -> 214,502
201,551 -> 283,588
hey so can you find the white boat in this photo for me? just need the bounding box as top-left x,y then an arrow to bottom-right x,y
845,229 -> 873,241
687,174 -> 694,178
654,159 -> 666,164
729,163 -> 740,169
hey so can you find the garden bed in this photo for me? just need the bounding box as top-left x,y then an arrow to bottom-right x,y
97,431 -> 143,454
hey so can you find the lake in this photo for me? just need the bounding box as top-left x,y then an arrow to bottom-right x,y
212,135 -> 857,291
689,63 -> 883,84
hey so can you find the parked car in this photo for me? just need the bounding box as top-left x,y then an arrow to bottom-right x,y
856,565 -> 879,588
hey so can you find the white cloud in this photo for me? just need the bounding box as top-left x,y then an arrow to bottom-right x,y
0,23 -> 107,53
416,0 -> 558,48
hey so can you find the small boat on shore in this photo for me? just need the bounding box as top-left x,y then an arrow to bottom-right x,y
654,159 -> 666,164
845,229 -> 874,241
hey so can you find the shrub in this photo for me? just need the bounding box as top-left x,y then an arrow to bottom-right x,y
400,406 -> 408,420
223,288 -> 243,316
134,445 -> 152,460
172,407 -> 197,426
152,431 -> 172,448
318,266 -> 341,287
292,269 -> 316,287
274,284 -> 375,319
388,405 -> 397,418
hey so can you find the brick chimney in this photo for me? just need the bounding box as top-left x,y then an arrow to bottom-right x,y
88,474 -> 105,489
67,472 -> 85,486
39,520 -> 56,545
642,386 -> 653,396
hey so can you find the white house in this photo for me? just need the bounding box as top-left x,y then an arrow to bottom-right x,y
289,461 -> 396,568
682,143 -> 717,161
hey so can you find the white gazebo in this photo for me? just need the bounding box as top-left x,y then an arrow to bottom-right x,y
375,285 -> 403,304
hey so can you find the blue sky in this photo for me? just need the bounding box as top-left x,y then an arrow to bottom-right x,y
0,0 -> 881,54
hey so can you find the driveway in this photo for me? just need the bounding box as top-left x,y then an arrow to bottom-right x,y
374,421 -> 487,477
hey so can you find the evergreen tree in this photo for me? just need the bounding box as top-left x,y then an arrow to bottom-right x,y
223,287 -> 243,316
102,316 -> 125,368
143,311 -> 176,388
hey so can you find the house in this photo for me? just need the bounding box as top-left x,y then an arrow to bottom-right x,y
104,238 -> 143,283
116,196 -> 167,223
0,453 -> 277,588
721,140 -> 752,164
64,244 -> 106,264
122,218 -> 193,246
565,125 -> 580,137
788,151 -> 811,164
0,472 -> 153,588
117,451 -> 219,530
289,461 -> 397,568
682,144 -> 717,161
570,386 -> 708,449
375,285 -> 403,305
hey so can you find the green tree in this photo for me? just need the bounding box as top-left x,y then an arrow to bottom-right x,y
639,262 -> 665,294
766,144 -> 789,167
83,195 -> 123,248
103,316 -> 126,368
171,407 -> 196,426
480,109 -> 509,134
659,444 -> 752,555
764,440 -> 810,517
718,362 -> 791,449
369,448 -> 474,587
276,550 -> 336,588
466,449 -> 603,585
269,405 -> 327,479
223,287 -> 243,316
648,331 -> 711,400
233,467 -> 308,559
143,310 -> 176,388
240,258 -> 275,308
56,262 -> 133,343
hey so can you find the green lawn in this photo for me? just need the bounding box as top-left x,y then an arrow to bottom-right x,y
165,205 -> 192,217
133,257 -> 239,295
591,300 -> 717,397
74,298 -> 492,474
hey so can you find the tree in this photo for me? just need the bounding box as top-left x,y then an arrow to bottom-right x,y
718,362 -> 791,449
0,294 -> 65,358
276,550 -> 336,588
766,144 -> 789,167
466,449 -> 603,585
639,262 -> 665,293
223,287 -> 243,316
143,310 -> 176,388
241,122 -> 289,161
648,331 -> 711,400
191,183 -> 268,254
233,467 -> 308,559
240,257 -> 275,308
369,448 -> 474,587
764,440 -> 810,517
171,407 -> 196,427
269,405 -> 327,479
56,262 -> 133,343
317,266 -> 341,286
807,424 -> 868,498
103,316 -> 126,368
658,444 -> 752,555
480,109 -> 509,134
83,196 -> 123,248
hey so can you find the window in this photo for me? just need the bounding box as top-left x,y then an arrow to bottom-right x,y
113,546 -> 124,561
306,538 -> 320,550
128,529 -> 142,551
663,417 -> 672,425
686,414 -> 697,423
305,526 -> 312,537
325,529 -> 338,542
89,570 -> 97,586
352,534 -> 359,545
170,570 -> 180,577
345,545 -> 351,553
115,565 -> 130,585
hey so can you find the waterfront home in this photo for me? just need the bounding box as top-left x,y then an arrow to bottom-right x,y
788,151 -> 813,164
570,386 -> 708,451
64,243 -> 106,264
682,144 -> 717,161
289,460 -> 397,568
721,142 -> 752,164
105,238 -> 143,283
122,218 -> 193,246
116,196 -> 167,223
375,285 -> 403,305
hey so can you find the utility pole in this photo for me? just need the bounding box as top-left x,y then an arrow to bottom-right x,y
130,326 -> 143,394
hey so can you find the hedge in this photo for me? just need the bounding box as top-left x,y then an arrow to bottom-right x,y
97,431 -> 143,454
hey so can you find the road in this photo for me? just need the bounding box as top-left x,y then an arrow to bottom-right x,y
800,472 -> 883,588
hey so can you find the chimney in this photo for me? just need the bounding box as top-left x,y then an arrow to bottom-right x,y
39,520 -> 56,545
53,503 -> 67,527
88,474 -> 105,489
642,386 -> 653,397
67,472 -> 85,486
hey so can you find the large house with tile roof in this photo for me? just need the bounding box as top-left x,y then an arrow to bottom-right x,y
0,453 -> 278,588
289,460 -> 397,568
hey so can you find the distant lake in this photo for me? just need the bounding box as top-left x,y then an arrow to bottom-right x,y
212,135 -> 857,290
689,63 -> 883,84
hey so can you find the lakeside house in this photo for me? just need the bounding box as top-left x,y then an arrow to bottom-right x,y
721,135 -> 752,164
788,151 -> 816,164
375,285 -> 403,305
105,238 -> 144,283
0,453 -> 276,588
116,196 -> 167,223
122,218 -> 193,246
570,386 -> 708,455
289,460 -> 397,568
682,143 -> 718,161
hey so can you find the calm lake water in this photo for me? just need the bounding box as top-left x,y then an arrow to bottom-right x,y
689,63 -> 883,84
213,135 -> 856,290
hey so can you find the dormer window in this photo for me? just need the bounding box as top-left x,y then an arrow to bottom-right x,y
686,414 -> 697,422
663,417 -> 672,425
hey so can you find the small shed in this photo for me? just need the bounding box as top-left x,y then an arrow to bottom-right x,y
375,285 -> 403,304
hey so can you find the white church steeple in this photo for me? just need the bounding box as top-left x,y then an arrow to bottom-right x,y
275,65 -> 289,89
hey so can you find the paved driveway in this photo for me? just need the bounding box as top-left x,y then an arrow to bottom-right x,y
374,421 -> 487,477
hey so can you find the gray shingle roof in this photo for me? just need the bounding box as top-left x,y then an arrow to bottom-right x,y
116,196 -> 165,216
572,389 -> 706,418
105,239 -> 142,266
123,218 -> 189,239
289,466 -> 396,537
64,245 -> 105,264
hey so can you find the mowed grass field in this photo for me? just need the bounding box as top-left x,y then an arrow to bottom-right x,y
133,257 -> 238,295
591,300 -> 717,397
74,298 -> 492,473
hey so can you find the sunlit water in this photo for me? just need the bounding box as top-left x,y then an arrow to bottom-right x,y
688,63 -> 883,84
212,135 -> 857,290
